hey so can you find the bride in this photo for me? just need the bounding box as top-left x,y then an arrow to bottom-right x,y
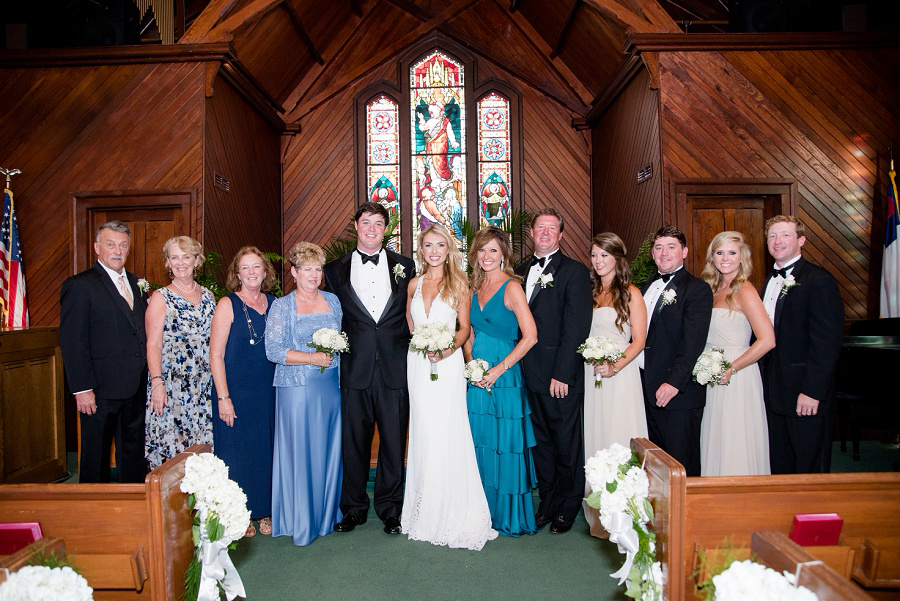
400,224 -> 498,550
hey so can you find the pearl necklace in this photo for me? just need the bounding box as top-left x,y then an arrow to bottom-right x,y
172,279 -> 198,295
296,291 -> 319,305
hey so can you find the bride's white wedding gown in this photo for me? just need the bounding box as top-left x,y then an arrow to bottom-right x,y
400,279 -> 498,550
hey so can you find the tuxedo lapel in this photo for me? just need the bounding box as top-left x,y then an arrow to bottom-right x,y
528,252 -> 562,306
773,257 -> 806,331
377,250 -> 406,324
93,262 -> 138,328
338,253 -> 374,323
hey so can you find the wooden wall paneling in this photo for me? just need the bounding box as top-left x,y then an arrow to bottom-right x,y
204,77 -> 282,267
590,67 -> 662,261
0,62 -> 205,326
515,0 -> 572,47
657,47 -> 899,319
557,3 -> 628,98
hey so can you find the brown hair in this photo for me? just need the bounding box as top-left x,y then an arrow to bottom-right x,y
652,225 -> 686,248
354,201 -> 390,224
590,233 -> 632,332
701,231 -> 753,312
468,227 -> 522,292
764,214 -> 806,238
531,207 -> 565,233
225,246 -> 276,293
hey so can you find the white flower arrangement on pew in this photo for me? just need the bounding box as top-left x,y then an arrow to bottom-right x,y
181,453 -> 250,601
585,443 -> 663,601
409,322 -> 456,381
309,328 -> 350,373
0,565 -> 93,601
712,559 -> 818,600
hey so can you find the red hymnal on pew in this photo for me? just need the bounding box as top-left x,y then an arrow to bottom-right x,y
0,523 -> 43,555
789,513 -> 842,546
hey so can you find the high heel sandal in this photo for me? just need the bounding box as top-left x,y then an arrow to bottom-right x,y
258,517 -> 272,535
244,520 -> 257,538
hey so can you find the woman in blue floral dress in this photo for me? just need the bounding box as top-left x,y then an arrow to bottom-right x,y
145,236 -> 216,469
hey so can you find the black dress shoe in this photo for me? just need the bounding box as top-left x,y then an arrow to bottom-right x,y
534,513 -> 552,530
549,516 -> 574,534
335,514 -> 366,532
383,516 -> 401,534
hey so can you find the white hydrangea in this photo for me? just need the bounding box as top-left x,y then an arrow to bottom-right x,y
0,566 -> 93,601
584,442 -> 632,491
713,560 -> 819,601
181,453 -> 251,546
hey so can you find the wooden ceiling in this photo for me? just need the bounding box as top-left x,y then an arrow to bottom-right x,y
180,0 -> 693,128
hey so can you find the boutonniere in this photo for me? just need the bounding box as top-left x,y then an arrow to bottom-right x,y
393,264 -> 406,284
661,289 -> 677,306
538,273 -> 554,289
137,278 -> 151,294
780,274 -> 799,298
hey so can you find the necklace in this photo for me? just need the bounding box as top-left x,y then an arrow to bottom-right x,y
241,298 -> 265,346
172,279 -> 198,295
296,291 -> 319,305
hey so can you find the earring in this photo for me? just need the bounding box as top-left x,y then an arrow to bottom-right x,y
500,259 -> 505,270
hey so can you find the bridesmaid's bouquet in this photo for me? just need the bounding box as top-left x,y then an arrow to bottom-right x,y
577,336 -> 625,388
310,328 -> 350,373
409,322 -> 456,381
692,347 -> 732,386
464,359 -> 492,395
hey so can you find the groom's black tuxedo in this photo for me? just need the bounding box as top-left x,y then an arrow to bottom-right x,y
761,256 -> 843,473
640,268 -> 712,476
324,248 -> 415,521
59,260 -> 149,482
516,251 -> 592,522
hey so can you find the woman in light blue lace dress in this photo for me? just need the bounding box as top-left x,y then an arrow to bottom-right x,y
265,242 -> 343,546
145,236 -> 215,469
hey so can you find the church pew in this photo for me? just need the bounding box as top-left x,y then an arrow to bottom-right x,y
631,438 -> 900,601
0,444 -> 206,600
0,537 -> 67,584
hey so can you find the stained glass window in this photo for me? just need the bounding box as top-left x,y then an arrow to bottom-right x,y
365,95 -> 401,251
477,92 -> 511,230
410,51 -> 466,256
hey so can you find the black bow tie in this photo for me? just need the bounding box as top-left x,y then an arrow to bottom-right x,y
773,267 -> 789,278
659,272 -> 673,283
531,256 -> 546,268
359,250 -> 380,266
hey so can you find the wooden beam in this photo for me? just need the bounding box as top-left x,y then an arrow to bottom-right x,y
509,0 -> 521,12
281,2 -> 324,65
0,43 -> 232,67
626,30 -> 900,52
582,0 -> 654,32
571,53 -> 643,129
178,0 -> 239,43
205,0 -> 286,42
550,0 -> 581,59
348,0 -> 363,17
631,0 -> 681,33
384,0 -> 433,21
218,58 -> 286,129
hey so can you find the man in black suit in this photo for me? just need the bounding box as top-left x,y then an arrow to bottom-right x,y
59,220 -> 148,483
761,215 -> 843,474
323,202 -> 415,534
516,208 -> 592,534
640,226 -> 712,477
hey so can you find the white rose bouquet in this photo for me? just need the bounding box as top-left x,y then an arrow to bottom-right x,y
693,348 -> 732,386
0,565 -> 93,601
310,328 -> 350,373
181,453 -> 249,601
584,443 -> 663,601
578,336 -> 626,388
464,359 -> 492,395
712,559 -> 819,601
409,322 -> 456,381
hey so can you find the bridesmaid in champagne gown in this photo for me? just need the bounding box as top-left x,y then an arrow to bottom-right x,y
401,225 -> 497,550
582,233 -> 648,537
699,232 -> 775,476
464,227 -> 539,537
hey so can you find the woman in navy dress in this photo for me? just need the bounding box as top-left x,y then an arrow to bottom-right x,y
210,247 -> 277,537
265,242 -> 343,546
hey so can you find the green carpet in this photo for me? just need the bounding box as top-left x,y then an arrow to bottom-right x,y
230,499 -> 628,601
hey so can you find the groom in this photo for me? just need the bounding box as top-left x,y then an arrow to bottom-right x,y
640,226 -> 712,477
324,202 -> 416,534
761,215 -> 843,474
516,208 -> 592,534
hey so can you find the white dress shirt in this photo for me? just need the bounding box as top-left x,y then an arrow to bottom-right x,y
763,255 -> 801,325
351,249 -> 390,321
525,248 -> 559,300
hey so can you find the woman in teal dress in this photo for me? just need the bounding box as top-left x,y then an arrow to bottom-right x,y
464,227 -> 539,537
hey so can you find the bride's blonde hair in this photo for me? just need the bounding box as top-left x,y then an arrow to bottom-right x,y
416,225 -> 469,311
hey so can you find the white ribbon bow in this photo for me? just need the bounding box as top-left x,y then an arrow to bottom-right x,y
198,539 -> 246,601
608,511 -> 640,585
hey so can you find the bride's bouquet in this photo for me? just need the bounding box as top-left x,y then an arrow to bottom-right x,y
309,328 -> 350,373
577,336 -> 625,388
693,348 -> 732,386
409,322 -> 456,381
464,359 -> 492,395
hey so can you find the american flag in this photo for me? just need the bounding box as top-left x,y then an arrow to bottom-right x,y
0,189 -> 29,329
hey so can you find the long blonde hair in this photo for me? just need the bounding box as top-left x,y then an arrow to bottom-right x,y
416,225 -> 469,311
468,227 -> 522,292
701,231 -> 753,311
